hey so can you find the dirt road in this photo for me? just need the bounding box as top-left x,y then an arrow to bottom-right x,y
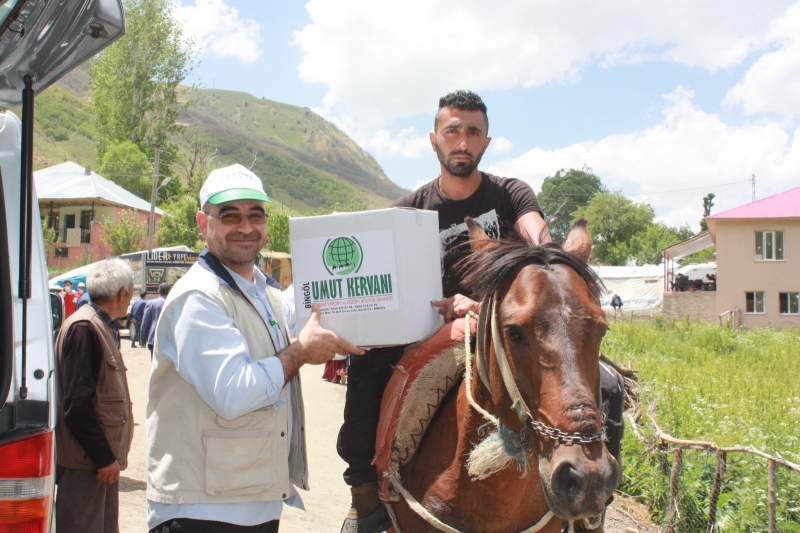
117,344 -> 655,532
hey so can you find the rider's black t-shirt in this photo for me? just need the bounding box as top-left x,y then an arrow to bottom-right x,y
392,172 -> 543,298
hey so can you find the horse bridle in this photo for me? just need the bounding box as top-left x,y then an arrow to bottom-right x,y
385,292 -> 606,533
466,291 -> 606,447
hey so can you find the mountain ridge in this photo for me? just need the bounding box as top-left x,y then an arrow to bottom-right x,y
30,65 -> 406,213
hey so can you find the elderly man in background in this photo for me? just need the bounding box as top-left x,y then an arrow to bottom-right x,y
147,164 -> 363,533
55,258 -> 135,533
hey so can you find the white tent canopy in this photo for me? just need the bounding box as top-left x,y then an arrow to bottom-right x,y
592,265 -> 664,309
661,230 -> 713,261
35,161 -> 163,214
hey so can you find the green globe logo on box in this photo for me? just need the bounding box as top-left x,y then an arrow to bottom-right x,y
323,236 -> 363,276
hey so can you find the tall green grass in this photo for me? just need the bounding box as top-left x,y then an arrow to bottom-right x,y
603,319 -> 800,532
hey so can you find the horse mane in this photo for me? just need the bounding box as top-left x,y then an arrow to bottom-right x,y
458,234 -> 604,304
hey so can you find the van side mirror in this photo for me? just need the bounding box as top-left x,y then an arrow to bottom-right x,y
50,292 -> 63,336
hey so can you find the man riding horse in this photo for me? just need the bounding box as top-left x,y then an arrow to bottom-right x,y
338,90 -> 624,533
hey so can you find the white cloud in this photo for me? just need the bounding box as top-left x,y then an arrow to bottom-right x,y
487,87 -> 800,229
293,0 -> 793,122
725,2 -> 800,118
311,107 -> 431,159
174,0 -> 261,64
490,137 -> 514,155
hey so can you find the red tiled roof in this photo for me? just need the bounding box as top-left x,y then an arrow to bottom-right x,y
708,186 -> 800,219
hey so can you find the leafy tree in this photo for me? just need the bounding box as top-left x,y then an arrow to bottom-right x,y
101,210 -> 148,255
628,223 -> 693,266
267,207 -> 291,253
98,141 -> 153,200
573,191 -> 655,265
180,127 -> 218,199
155,195 -> 202,250
42,217 -> 58,264
538,168 -> 605,243
89,0 -> 197,177
699,193 -> 715,231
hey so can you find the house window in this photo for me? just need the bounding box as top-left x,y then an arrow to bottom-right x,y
754,231 -> 784,261
779,292 -> 799,315
745,291 -> 765,313
54,247 -> 69,258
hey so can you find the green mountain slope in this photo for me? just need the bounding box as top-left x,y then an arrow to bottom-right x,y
29,66 -> 406,213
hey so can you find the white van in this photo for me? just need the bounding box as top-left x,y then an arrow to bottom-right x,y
0,2 -> 124,531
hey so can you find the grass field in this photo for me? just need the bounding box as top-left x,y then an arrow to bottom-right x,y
603,319 -> 800,532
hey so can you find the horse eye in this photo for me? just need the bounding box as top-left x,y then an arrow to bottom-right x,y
504,325 -> 524,344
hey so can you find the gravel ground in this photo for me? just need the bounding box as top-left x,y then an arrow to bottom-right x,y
117,343 -> 656,532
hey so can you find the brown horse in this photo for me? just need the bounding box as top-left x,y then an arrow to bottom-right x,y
386,219 -> 620,533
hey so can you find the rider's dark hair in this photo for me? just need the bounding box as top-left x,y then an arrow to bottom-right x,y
435,90 -> 488,132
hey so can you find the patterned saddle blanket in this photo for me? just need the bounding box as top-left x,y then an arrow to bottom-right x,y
374,317 -> 474,502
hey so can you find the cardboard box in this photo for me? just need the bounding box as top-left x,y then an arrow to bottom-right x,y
290,208 -> 442,347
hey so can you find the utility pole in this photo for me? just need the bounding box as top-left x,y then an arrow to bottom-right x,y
751,174 -> 756,202
148,146 -> 161,253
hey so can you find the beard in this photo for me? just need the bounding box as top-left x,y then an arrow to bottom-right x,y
435,143 -> 486,177
208,228 -> 267,267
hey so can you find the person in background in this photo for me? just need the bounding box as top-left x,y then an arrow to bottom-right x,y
140,282 -> 170,357
62,280 -> 79,319
55,258 -> 135,533
129,290 -> 148,348
611,293 -> 623,310
75,281 -> 91,310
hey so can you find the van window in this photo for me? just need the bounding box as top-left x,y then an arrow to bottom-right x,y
0,1 -> 22,26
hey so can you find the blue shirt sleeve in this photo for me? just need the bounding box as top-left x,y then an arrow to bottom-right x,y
140,302 -> 153,346
155,290 -> 287,420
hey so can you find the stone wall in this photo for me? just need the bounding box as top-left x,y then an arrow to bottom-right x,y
662,292 -> 717,323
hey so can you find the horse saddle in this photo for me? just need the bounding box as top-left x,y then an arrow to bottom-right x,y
374,317 -> 474,502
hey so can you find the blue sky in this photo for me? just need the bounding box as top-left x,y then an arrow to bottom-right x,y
174,0 -> 800,229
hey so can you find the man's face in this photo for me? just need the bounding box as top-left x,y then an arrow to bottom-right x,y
77,285 -> 85,294
430,107 -> 491,177
63,283 -> 72,294
197,200 -> 269,268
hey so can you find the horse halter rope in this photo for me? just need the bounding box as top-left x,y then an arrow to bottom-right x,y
466,292 -> 606,447
385,290 -> 604,533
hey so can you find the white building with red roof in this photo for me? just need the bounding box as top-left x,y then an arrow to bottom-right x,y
707,186 -> 800,329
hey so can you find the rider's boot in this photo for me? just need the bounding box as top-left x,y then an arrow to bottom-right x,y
340,482 -> 392,533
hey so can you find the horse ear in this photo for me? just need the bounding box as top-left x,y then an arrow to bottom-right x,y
563,218 -> 592,263
465,217 -> 497,251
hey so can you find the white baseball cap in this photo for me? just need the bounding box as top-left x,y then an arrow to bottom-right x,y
199,164 -> 270,208
77,282 -> 85,288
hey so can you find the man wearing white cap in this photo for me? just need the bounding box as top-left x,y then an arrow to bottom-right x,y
146,164 -> 364,532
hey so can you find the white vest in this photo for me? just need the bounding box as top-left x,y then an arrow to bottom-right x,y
146,261 -> 308,505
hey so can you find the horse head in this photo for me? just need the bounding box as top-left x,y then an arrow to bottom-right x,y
461,218 -> 620,523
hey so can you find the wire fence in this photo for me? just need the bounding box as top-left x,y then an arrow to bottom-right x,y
627,412 -> 800,533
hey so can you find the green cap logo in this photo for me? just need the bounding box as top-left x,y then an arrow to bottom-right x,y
323,236 -> 363,276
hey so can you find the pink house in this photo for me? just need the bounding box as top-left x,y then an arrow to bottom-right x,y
35,162 -> 164,270
707,186 -> 800,329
